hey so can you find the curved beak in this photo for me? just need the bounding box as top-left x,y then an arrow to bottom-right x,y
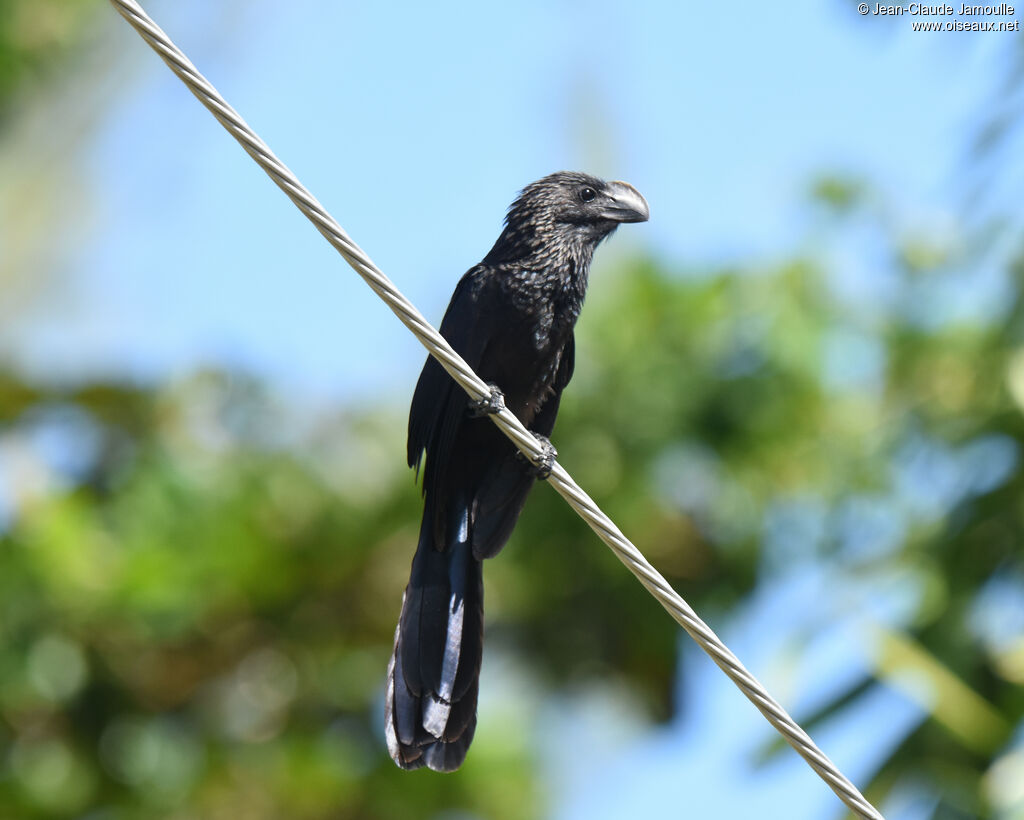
600,180 -> 650,223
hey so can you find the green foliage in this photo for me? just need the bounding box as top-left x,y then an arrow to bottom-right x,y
2,185 -> 1023,817
0,0 -> 102,123
0,372 -> 544,819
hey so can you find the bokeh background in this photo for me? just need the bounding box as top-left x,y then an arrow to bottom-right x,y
2,1 -> 1023,818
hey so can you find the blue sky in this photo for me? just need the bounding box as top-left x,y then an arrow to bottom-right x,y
10,0 -> 1014,405
5,2 -> 1020,817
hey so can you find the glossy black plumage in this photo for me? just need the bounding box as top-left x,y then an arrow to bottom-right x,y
386,171 -> 648,772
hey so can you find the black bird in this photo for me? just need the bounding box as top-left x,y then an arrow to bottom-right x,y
385,171 -> 649,772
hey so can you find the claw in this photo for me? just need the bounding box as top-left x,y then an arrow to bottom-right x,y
468,383 -> 506,418
517,434 -> 557,480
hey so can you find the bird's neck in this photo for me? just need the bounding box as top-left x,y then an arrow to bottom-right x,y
486,226 -> 597,291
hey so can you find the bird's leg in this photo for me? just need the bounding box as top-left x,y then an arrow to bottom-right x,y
468,382 -> 506,417
517,434 -> 557,480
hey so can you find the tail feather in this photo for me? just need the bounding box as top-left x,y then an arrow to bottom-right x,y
386,502 -> 483,772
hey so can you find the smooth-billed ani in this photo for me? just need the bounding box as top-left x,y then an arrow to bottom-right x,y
386,171 -> 649,772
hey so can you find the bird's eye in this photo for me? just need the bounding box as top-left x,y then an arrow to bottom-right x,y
579,186 -> 597,202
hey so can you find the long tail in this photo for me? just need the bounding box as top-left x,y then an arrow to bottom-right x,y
386,501 -> 483,772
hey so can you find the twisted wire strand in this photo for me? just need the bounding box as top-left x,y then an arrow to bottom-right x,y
108,3 -> 885,817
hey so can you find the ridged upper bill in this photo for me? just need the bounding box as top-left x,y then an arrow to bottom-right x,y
600,180 -> 650,223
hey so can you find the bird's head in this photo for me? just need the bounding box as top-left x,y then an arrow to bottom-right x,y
485,171 -> 649,265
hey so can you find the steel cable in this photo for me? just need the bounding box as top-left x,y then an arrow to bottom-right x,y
108,3 -> 886,816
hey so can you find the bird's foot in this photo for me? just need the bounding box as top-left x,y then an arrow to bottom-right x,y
468,383 -> 506,417
518,434 -> 557,480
